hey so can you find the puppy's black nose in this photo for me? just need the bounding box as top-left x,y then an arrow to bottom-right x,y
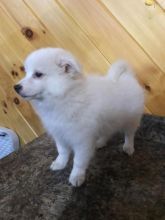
14,84 -> 22,93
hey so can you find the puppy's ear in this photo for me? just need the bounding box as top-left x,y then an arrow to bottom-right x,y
58,57 -> 82,76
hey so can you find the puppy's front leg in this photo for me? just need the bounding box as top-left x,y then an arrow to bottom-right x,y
69,145 -> 94,187
123,121 -> 139,156
50,139 -> 71,171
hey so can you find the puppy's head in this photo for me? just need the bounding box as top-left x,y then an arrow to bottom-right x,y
14,48 -> 82,100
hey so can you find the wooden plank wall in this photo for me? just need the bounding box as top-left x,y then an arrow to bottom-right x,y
0,0 -> 165,144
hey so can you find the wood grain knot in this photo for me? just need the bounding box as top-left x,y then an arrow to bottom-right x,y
20,66 -> 25,72
1,101 -> 8,109
21,27 -> 33,40
3,109 -> 7,114
144,84 -> 151,92
145,0 -> 155,6
11,70 -> 18,77
13,97 -> 20,105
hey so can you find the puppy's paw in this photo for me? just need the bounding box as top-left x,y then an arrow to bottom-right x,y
50,159 -> 66,171
96,137 -> 107,149
123,144 -> 134,156
69,173 -> 85,187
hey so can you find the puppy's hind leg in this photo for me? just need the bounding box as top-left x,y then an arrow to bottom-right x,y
123,120 -> 139,156
123,130 -> 135,156
96,136 -> 107,149
50,139 -> 71,171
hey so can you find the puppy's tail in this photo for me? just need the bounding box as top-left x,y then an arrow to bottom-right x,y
107,60 -> 133,82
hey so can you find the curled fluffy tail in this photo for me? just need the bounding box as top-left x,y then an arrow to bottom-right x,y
107,60 -> 133,82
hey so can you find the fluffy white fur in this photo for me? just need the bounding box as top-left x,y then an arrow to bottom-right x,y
15,48 -> 144,187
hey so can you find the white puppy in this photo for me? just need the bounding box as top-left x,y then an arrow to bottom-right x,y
14,48 -> 144,187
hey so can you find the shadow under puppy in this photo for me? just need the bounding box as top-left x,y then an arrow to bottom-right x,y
14,48 -> 144,187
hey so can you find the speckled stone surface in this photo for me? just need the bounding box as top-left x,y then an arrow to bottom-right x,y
0,115 -> 165,220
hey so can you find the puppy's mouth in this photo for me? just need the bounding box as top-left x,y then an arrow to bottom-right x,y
21,94 -> 34,99
20,93 -> 42,100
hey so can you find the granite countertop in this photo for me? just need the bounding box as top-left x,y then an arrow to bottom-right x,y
0,115 -> 165,220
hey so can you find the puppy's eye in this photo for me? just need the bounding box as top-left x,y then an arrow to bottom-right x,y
33,72 -> 44,78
